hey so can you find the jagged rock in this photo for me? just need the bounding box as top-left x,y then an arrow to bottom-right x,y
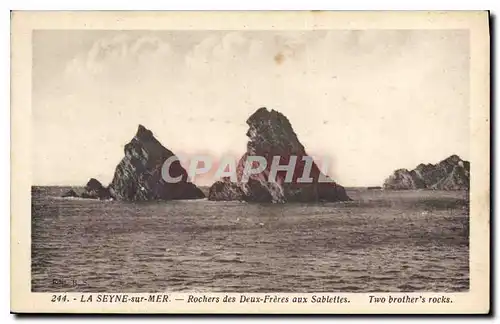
208,178 -> 245,201
61,181 -> 111,200
208,107 -> 350,203
80,178 -> 112,200
431,164 -> 470,190
383,169 -> 425,190
62,125 -> 205,201
61,189 -> 79,198
383,155 -> 470,190
108,125 -> 205,201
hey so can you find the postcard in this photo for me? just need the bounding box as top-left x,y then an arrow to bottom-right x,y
10,10 -> 490,314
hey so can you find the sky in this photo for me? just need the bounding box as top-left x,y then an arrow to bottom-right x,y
32,29 -> 470,187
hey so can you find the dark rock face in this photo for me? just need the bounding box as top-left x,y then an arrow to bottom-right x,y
108,125 -> 205,201
208,178 -> 245,201
208,107 -> 350,203
61,125 -> 205,201
383,155 -> 470,190
61,180 -> 112,200
80,178 -> 112,200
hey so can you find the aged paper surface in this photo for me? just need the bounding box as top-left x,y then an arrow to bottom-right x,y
11,11 -> 489,314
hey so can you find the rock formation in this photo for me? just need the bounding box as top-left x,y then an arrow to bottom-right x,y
61,179 -> 111,200
208,177 -> 245,201
383,155 -> 470,190
108,125 -> 204,201
208,107 -> 351,203
80,178 -> 112,200
62,125 -> 205,201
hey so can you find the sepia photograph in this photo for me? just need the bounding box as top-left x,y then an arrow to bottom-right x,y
11,11 -> 490,314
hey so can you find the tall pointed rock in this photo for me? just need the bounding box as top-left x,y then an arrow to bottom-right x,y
208,107 -> 351,203
108,125 -> 205,201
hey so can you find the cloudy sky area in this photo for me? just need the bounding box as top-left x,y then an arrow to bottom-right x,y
33,29 -> 469,186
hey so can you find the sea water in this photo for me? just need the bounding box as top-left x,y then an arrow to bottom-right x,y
31,187 -> 469,292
